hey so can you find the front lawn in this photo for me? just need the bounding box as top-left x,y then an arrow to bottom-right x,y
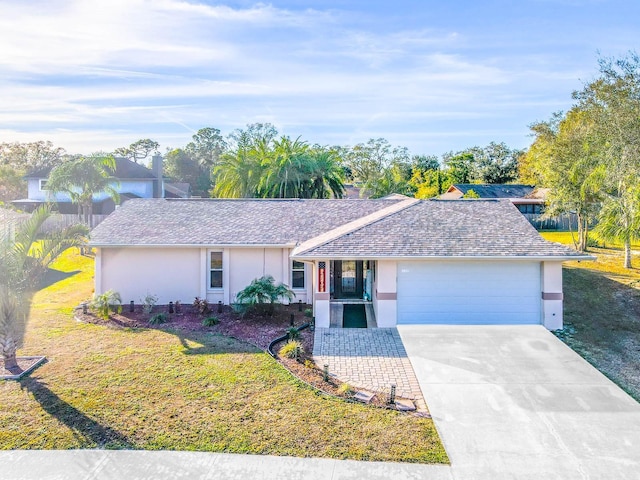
541,232 -> 640,402
0,249 -> 447,463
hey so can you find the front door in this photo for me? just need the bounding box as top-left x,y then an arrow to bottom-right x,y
333,260 -> 364,299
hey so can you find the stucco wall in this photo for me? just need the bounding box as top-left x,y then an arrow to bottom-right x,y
99,247 -> 201,304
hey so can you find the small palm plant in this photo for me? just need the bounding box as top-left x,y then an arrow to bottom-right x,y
91,290 -> 123,320
235,275 -> 295,317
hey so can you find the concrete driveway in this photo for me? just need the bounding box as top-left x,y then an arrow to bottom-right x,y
398,325 -> 640,480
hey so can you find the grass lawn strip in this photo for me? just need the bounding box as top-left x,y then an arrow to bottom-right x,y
542,232 -> 640,402
0,249 -> 448,463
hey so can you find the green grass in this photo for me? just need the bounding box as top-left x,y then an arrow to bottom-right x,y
0,249 -> 448,463
541,233 -> 640,402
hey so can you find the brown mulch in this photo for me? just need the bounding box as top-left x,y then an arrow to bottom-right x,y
75,302 -> 313,351
76,302 -> 417,412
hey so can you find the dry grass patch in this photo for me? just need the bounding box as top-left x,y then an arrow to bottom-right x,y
0,249 -> 448,463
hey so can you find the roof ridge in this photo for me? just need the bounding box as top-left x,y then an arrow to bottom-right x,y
292,198 -> 419,256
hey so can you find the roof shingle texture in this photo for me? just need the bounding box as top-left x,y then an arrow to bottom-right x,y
295,200 -> 582,258
90,198 -> 401,246
91,198 -> 582,258
452,184 -> 535,198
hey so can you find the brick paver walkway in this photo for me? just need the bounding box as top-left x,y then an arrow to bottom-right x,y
313,328 -> 425,409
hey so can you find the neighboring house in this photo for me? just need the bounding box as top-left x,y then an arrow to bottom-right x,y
439,184 -> 575,230
440,184 -> 544,213
12,156 -> 189,214
89,197 -> 589,331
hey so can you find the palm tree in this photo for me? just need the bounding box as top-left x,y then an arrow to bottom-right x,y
593,181 -> 640,268
303,148 -> 345,199
46,154 -> 120,226
212,146 -> 263,198
259,136 -> 309,198
0,206 -> 88,370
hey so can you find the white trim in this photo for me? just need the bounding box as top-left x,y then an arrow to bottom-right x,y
292,254 -> 595,262
291,259 -> 305,290
207,250 -> 224,291
39,179 -> 48,191
199,248 -> 207,299
94,248 -> 102,294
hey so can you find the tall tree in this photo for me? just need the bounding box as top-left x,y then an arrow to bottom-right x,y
0,141 -> 66,203
341,138 -> 411,197
522,109 -> 603,252
442,151 -> 475,184
114,139 -> 159,163
163,148 -> 209,197
0,206 -> 87,370
186,127 -> 227,170
576,53 -> 640,267
473,142 -> 522,184
46,154 -> 120,226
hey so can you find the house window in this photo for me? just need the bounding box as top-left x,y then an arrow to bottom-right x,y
292,261 -> 305,289
39,179 -> 48,191
210,252 -> 223,289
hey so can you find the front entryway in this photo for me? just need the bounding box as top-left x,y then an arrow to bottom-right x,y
329,301 -> 376,328
331,260 -> 364,299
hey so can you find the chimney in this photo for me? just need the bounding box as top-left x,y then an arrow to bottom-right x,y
152,155 -> 163,198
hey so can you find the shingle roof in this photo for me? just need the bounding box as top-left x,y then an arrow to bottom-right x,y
292,199 -> 584,258
89,198 -> 402,246
448,184 -> 535,199
90,197 -> 585,259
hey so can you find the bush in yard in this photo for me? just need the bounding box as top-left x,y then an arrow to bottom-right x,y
286,326 -> 299,340
202,316 -> 219,326
141,293 -> 158,315
235,275 -> 295,317
279,340 -> 304,359
91,290 -> 122,320
149,313 -> 168,325
304,308 -> 313,318
193,297 -> 210,314
337,383 -> 355,396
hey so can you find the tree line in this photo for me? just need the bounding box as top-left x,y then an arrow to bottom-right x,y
0,129 -> 523,203
520,52 -> 640,266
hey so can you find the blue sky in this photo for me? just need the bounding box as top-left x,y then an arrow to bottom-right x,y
0,0 -> 638,156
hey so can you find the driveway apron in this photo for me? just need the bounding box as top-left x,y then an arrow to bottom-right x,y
398,325 -> 640,480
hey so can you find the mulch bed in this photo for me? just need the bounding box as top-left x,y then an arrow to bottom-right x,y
75,302 -> 419,413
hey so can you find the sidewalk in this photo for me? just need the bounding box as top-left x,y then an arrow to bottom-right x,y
1,450 -> 454,480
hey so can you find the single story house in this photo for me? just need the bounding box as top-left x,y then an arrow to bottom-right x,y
89,197 -> 589,330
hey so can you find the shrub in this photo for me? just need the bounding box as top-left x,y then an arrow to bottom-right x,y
286,326 -> 300,340
279,340 -> 304,359
337,383 -> 355,396
174,300 -> 181,313
141,293 -> 158,315
149,313 -> 168,324
304,359 -> 315,369
193,297 -> 210,314
304,308 -> 313,318
91,290 -> 122,320
235,275 -> 295,317
202,316 -> 219,327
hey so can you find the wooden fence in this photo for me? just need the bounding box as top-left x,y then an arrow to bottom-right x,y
40,214 -> 110,232
522,213 -> 578,231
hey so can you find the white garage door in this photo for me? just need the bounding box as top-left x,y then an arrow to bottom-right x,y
397,261 -> 541,325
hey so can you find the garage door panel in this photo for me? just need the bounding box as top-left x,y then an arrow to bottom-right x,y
397,261 -> 541,325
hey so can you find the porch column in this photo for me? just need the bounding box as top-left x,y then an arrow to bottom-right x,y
375,260 -> 397,327
541,261 -> 563,330
314,260 -> 330,328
